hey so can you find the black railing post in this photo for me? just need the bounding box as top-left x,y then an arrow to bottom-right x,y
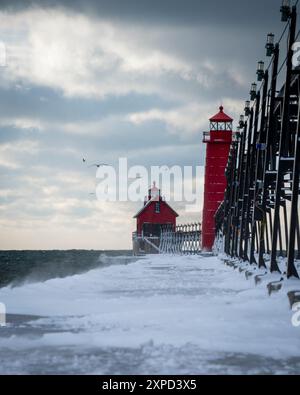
257,44 -> 279,268
232,124 -> 247,258
249,92 -> 261,264
270,6 -> 297,273
250,70 -> 269,268
287,82 -> 300,278
239,109 -> 254,260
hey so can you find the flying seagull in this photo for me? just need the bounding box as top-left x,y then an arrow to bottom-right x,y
88,163 -> 110,168
129,173 -> 142,180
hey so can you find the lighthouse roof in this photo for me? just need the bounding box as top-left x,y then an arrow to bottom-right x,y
209,106 -> 233,122
133,198 -> 179,219
133,182 -> 179,218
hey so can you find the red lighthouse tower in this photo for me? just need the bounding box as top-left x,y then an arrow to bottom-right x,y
202,106 -> 233,251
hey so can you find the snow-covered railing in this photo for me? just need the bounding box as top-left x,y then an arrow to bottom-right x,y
143,237 -> 160,253
159,223 -> 201,254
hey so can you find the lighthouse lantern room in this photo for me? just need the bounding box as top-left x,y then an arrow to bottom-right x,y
202,106 -> 233,251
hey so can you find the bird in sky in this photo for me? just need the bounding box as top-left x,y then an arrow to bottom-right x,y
88,163 -> 110,168
129,173 -> 142,179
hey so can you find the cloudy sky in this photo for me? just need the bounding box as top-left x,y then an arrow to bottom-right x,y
0,0 -> 290,250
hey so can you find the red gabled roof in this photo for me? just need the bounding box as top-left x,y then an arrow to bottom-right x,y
209,106 -> 233,122
133,199 -> 179,218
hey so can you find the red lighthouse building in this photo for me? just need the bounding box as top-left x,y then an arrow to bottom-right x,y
202,106 -> 233,251
132,182 -> 178,255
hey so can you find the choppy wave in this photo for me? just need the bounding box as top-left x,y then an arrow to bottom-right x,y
0,250 -> 134,289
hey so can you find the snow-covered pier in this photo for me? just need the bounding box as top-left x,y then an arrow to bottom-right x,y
0,254 -> 300,374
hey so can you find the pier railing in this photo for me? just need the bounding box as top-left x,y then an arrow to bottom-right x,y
215,4 -> 300,279
159,223 -> 201,254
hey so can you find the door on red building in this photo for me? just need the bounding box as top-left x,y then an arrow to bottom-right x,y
142,223 -> 161,237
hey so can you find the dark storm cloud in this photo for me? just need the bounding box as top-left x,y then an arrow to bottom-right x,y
0,86 -> 175,123
0,0 -> 282,29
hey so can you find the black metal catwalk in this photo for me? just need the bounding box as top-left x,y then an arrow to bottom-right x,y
215,4 -> 300,279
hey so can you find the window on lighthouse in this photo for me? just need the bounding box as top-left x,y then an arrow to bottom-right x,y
226,122 -> 233,131
211,122 -> 217,131
210,121 -> 232,131
155,202 -> 160,213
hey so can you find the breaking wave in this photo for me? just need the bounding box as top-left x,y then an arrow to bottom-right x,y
0,250 -> 135,289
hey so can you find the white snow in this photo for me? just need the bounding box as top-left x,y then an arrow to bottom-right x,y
0,254 -> 300,374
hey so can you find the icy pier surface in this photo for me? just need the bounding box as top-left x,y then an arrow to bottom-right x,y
0,255 -> 300,374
